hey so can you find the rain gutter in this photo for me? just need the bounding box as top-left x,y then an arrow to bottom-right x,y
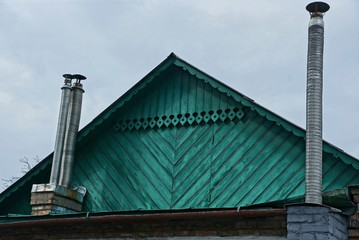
0,209 -> 286,228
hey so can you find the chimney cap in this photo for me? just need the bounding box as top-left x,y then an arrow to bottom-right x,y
72,74 -> 87,81
306,2 -> 330,13
63,74 -> 74,79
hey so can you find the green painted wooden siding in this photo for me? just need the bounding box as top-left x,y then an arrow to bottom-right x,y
73,104 -> 359,211
115,67 -> 239,131
69,66 -> 359,211
72,67 -> 250,211
2,54 -> 359,215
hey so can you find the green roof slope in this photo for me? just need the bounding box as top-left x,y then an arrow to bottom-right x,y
1,53 -> 359,214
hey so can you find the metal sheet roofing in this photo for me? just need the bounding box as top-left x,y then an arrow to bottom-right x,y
1,53 -> 359,215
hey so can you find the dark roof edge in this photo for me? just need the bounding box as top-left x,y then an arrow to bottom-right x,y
0,208 -> 286,226
245,188 -> 356,213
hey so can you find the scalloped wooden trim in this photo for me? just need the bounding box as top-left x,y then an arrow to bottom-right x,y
113,107 -> 244,132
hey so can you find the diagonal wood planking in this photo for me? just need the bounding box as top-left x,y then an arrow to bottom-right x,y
69,63 -> 359,212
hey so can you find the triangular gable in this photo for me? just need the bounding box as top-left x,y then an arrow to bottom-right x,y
1,53 -> 359,215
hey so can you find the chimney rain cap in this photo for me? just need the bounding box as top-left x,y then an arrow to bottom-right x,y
72,74 -> 87,81
63,74 -> 74,79
306,2 -> 330,13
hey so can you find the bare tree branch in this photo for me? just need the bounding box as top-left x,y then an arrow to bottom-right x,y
1,156 -> 40,191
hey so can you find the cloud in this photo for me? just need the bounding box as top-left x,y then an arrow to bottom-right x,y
0,90 -> 13,105
0,0 -> 358,188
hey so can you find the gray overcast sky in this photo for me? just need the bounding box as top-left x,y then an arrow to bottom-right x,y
0,0 -> 358,189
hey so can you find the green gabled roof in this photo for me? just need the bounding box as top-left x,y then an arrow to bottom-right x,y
1,53 -> 359,215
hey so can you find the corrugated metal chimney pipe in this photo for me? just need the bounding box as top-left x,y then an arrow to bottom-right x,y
59,74 -> 86,187
305,2 -> 329,204
49,74 -> 74,184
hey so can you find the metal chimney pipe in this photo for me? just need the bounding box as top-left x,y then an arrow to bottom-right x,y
49,74 -> 74,184
59,74 -> 86,187
305,2 -> 329,204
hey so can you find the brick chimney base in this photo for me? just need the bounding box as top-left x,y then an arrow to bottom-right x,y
30,183 -> 85,215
